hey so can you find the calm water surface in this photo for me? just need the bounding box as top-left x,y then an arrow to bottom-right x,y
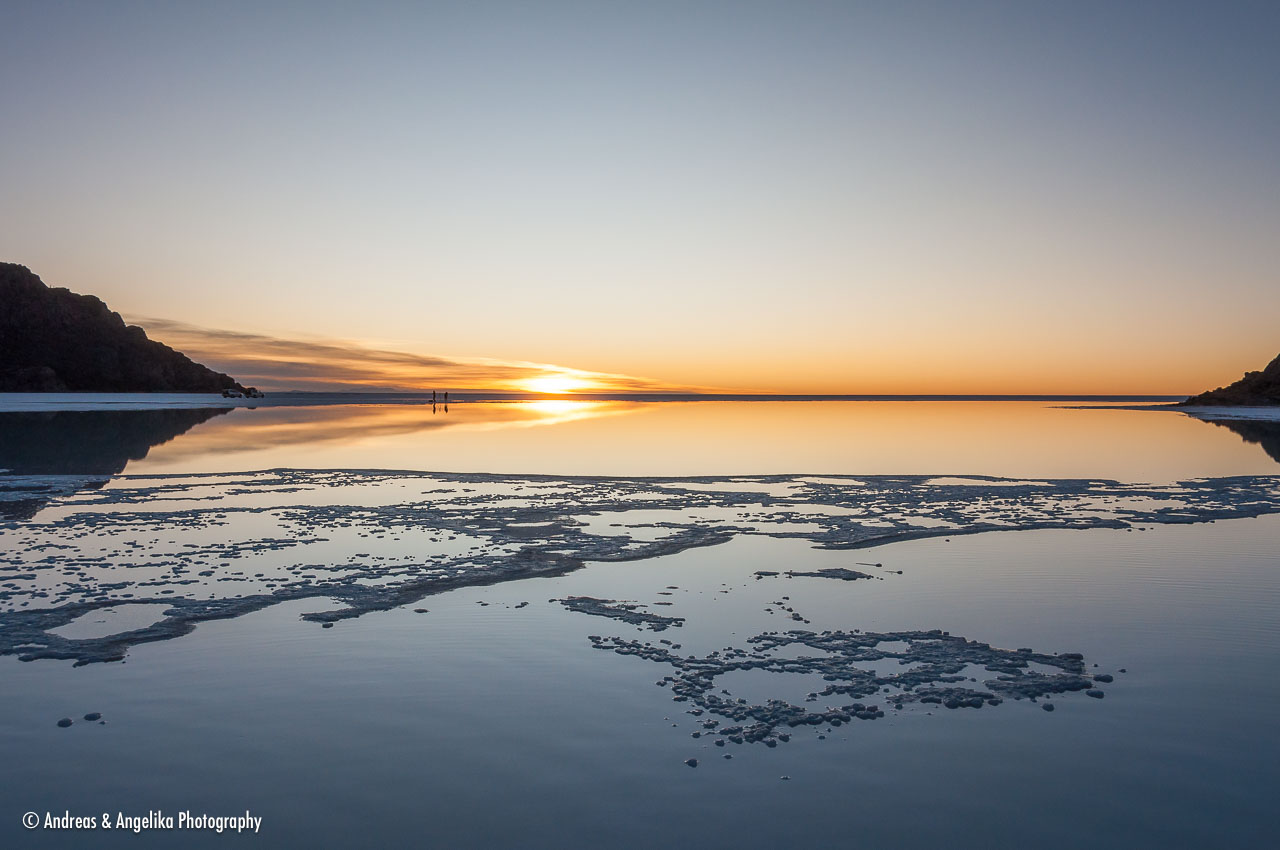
1,399 -> 1277,848
1,399 -> 1277,479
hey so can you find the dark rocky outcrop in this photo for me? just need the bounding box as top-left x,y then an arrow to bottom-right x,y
0,262 -> 243,392
1182,353 -> 1280,406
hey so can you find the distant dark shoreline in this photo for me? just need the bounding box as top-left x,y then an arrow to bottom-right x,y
0,391 -> 1190,411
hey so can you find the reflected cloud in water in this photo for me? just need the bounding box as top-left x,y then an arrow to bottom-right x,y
138,400 -> 642,464
0,401 -> 642,516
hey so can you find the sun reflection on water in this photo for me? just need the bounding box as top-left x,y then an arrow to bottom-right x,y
10,400 -> 1275,479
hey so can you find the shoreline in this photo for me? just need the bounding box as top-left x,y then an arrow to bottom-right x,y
1066,402 -> 1280,422
0,392 -> 1190,413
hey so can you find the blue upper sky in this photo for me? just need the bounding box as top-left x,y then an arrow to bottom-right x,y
3,1 -> 1278,392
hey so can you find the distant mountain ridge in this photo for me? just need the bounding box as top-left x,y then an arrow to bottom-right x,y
0,263 -> 244,393
1183,353 -> 1280,406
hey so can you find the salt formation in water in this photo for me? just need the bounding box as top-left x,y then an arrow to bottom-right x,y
556,597 -> 686,631
2,469 -> 1279,664
590,625 -> 1117,749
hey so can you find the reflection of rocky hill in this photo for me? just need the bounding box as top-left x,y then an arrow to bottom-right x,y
1184,353 -> 1280,405
0,262 -> 244,392
0,408 -> 229,519
1209,419 -> 1280,465
0,408 -> 231,474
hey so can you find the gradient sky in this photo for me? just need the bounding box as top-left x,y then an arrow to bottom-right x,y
3,1 -> 1278,393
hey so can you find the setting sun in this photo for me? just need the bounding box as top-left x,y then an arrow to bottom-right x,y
522,374 -> 593,394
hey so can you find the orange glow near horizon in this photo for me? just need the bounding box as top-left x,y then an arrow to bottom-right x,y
120,312 -> 1274,397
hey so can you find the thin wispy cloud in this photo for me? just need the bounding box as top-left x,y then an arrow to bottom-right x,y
130,316 -> 686,393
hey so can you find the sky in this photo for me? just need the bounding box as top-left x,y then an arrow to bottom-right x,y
2,0 -> 1278,394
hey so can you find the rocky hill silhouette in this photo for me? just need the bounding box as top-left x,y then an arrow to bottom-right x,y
1182,353 -> 1280,406
0,262 -> 243,392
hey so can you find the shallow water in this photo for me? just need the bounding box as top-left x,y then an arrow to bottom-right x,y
1,399 -> 1278,848
3,520 -> 1278,848
1,399 -> 1278,479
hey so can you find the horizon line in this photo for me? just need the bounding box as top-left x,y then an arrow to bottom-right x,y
232,391 -> 1191,401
